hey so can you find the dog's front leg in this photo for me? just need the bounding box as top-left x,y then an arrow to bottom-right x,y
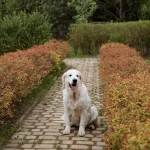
63,110 -> 71,135
78,110 -> 87,136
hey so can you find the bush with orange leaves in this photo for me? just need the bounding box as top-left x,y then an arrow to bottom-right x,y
0,40 -> 70,125
100,43 -> 150,150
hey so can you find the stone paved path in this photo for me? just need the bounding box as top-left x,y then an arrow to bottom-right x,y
3,57 -> 106,150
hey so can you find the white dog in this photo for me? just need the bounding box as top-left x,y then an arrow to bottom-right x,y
62,69 -> 99,136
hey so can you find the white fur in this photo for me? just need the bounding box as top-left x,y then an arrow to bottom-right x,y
62,69 -> 98,136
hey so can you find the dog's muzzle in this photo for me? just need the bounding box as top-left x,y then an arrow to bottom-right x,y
69,79 -> 77,90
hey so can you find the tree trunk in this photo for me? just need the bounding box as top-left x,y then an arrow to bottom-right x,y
119,0 -> 122,20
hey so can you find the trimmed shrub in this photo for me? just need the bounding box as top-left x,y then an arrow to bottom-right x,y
68,21 -> 150,56
0,11 -> 51,54
0,39 -> 70,125
100,43 -> 149,85
100,43 -> 150,150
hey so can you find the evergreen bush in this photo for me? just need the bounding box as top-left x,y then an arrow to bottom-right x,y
0,11 -> 51,54
68,21 -> 150,56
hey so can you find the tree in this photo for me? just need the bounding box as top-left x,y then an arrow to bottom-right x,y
139,0 -> 150,20
0,0 -> 18,19
124,0 -> 142,21
42,0 -> 76,39
69,0 -> 98,23
94,0 -> 145,22
17,0 -> 43,14
0,11 -> 51,53
96,0 -> 124,21
0,0 -> 43,19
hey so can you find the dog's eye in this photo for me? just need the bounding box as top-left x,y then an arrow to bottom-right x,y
69,74 -> 72,77
76,75 -> 79,77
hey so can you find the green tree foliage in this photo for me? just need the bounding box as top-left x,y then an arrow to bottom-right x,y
124,0 -> 143,21
0,11 -> 51,54
0,0 -> 18,18
1,0 -> 150,41
139,0 -> 150,20
0,0 -> 42,19
95,0 -> 124,21
42,0 -> 76,39
94,0 -> 148,22
68,0 -> 98,23
16,0 -> 43,14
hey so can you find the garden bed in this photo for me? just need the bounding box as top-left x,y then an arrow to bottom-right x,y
100,43 -> 150,149
0,39 -> 69,126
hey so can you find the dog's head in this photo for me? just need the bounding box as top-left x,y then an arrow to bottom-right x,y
62,69 -> 82,90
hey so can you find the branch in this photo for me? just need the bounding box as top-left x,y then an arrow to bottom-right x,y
101,4 -> 118,19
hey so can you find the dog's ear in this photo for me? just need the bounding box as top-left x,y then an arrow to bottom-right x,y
62,72 -> 67,88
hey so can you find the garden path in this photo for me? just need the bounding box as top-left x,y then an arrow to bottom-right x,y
3,57 -> 107,150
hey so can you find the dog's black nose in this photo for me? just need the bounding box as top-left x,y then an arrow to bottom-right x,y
73,79 -> 77,83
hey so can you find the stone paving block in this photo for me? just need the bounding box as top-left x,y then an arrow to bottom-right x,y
92,130 -> 102,134
70,145 -> 89,149
84,134 -> 94,138
59,144 -> 68,149
32,132 -> 43,136
23,149 -> 35,150
37,126 -> 47,129
25,136 -> 37,140
39,120 -> 49,123
38,135 -> 56,140
92,137 -> 103,142
42,128 -> 59,132
5,143 -> 19,148
28,139 -> 40,144
3,148 -> 21,150
72,137 -> 89,141
34,123 -> 44,126
15,132 -> 31,136
21,144 -> 33,149
58,136 -> 70,140
62,140 -> 74,145
22,126 -> 35,129
42,140 -> 59,144
96,141 -> 106,146
45,132 -> 62,136
92,146 -> 104,150
76,141 -> 94,145
34,144 -> 54,149
31,129 -> 41,132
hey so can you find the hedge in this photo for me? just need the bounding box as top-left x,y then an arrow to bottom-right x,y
0,39 -> 70,125
100,43 -> 150,150
0,11 -> 51,54
69,21 -> 150,56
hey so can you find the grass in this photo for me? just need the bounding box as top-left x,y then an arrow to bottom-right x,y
68,47 -> 97,58
146,58 -> 150,64
0,63 -> 66,149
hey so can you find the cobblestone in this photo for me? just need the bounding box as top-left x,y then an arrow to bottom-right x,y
3,57 -> 106,150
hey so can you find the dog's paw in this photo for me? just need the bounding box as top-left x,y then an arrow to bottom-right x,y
78,127 -> 85,136
63,126 -> 70,135
89,124 -> 96,130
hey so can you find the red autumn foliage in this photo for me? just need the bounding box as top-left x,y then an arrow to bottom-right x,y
100,43 -> 149,85
0,39 -> 70,125
100,43 -> 150,150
